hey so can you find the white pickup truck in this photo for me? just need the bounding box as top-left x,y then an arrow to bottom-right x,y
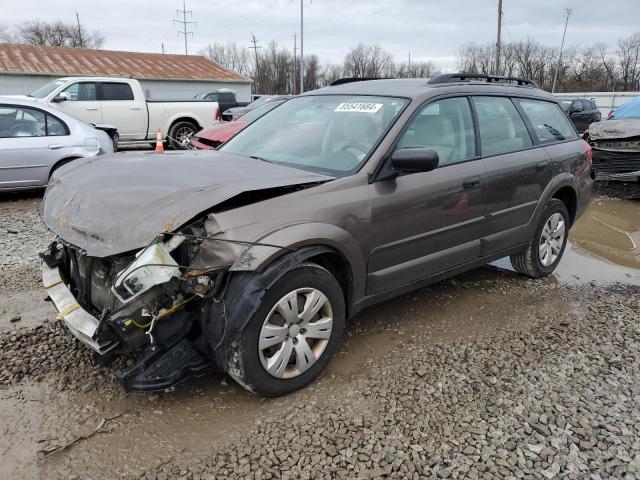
24,77 -> 220,149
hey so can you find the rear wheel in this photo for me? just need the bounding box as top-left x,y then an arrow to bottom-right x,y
168,121 -> 198,150
226,263 -> 345,396
510,199 -> 569,278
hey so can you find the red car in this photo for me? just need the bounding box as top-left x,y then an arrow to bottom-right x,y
190,99 -> 289,150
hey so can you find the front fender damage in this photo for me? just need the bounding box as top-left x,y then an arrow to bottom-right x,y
42,213 -> 300,392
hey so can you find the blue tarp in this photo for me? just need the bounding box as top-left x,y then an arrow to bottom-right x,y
611,96 -> 640,119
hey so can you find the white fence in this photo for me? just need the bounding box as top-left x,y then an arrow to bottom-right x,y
554,91 -> 640,117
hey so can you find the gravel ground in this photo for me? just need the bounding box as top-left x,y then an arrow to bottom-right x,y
135,284 -> 639,480
1,194 -> 639,479
0,193 -> 50,294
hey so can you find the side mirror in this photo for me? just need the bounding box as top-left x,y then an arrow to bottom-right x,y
391,148 -> 439,173
51,92 -> 70,103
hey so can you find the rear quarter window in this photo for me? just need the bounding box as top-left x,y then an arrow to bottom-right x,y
515,99 -> 577,143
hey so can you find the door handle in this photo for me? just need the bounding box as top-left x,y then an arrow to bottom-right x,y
48,144 -> 64,149
535,161 -> 548,172
85,107 -> 98,111
129,107 -> 142,110
462,176 -> 481,189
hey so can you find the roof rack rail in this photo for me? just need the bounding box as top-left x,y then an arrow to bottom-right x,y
329,77 -> 386,86
428,73 -> 538,88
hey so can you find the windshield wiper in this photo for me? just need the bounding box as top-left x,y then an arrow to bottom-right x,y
249,155 -> 275,164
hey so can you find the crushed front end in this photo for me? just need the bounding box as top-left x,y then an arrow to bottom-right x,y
588,121 -> 640,199
40,223 -> 232,392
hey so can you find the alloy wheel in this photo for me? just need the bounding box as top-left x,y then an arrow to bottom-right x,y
539,212 -> 565,267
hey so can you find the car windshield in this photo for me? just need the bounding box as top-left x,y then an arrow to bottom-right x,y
247,96 -> 273,108
220,95 -> 408,176
239,100 -> 287,124
609,98 -> 640,119
29,79 -> 67,98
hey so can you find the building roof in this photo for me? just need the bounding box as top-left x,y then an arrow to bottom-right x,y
0,43 -> 251,83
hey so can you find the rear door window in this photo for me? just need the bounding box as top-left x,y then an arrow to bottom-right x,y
101,83 -> 134,101
397,97 -> 476,166
514,98 -> 577,143
472,96 -> 533,156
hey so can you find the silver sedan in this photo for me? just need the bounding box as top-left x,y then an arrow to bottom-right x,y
0,97 -> 114,192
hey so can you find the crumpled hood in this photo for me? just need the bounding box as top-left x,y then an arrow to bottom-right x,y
589,119 -> 640,140
42,150 -> 332,257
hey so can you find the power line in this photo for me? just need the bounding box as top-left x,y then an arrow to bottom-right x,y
293,33 -> 297,94
299,0 -> 305,93
75,11 -> 83,48
495,0 -> 502,74
250,33 -> 262,88
173,0 -> 196,55
552,8 -> 572,93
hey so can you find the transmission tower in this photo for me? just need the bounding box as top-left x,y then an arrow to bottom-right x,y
173,0 -> 196,55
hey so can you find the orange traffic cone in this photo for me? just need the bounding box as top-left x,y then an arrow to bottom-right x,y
155,128 -> 164,153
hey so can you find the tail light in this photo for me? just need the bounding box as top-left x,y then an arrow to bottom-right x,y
215,106 -> 221,122
581,139 -> 592,165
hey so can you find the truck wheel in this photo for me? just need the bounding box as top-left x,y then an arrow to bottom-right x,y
226,262 -> 345,397
510,199 -> 570,278
168,121 -> 198,150
111,132 -> 119,152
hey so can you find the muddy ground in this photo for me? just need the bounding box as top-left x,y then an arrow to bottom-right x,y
0,192 -> 639,479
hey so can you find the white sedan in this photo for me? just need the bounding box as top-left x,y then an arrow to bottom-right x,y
0,97 -> 114,192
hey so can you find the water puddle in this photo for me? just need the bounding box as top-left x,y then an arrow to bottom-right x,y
493,198 -> 640,285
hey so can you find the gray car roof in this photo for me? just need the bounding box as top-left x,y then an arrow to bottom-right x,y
305,78 -> 556,102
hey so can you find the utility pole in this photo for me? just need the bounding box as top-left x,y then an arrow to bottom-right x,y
299,0 -> 305,93
551,8 -> 572,93
408,51 -> 411,77
75,11 -> 83,48
173,0 -> 196,55
495,0 -> 502,75
161,43 -> 165,54
293,34 -> 297,94
250,33 -> 262,88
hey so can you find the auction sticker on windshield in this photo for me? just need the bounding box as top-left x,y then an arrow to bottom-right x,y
334,102 -> 383,113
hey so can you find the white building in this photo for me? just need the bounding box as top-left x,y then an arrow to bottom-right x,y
0,43 -> 252,101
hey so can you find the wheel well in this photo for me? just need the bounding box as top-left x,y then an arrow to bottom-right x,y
169,117 -> 201,133
306,251 -> 353,315
49,157 -> 80,179
552,186 -> 577,226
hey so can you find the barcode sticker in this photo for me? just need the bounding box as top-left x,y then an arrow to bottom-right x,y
334,102 -> 383,113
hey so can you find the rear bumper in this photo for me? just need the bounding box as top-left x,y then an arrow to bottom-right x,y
42,262 -> 117,355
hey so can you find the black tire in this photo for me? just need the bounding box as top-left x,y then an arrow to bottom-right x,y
168,121 -> 198,150
111,132 -> 119,152
226,262 -> 345,397
510,199 -> 570,278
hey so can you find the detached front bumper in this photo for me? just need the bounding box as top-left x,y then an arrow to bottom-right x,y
42,262 -> 117,355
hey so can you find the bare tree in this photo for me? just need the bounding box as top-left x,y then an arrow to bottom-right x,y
0,24 -> 14,43
17,20 -> 104,48
200,42 -> 251,76
616,33 -> 640,91
457,33 -> 640,92
343,43 -> 395,78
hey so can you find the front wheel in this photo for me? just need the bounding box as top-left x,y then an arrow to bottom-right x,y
226,263 -> 345,396
510,199 -> 570,278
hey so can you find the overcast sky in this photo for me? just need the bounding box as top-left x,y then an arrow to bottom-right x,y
3,0 -> 640,70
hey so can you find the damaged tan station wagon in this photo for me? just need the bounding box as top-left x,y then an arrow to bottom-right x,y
40,75 -> 593,396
